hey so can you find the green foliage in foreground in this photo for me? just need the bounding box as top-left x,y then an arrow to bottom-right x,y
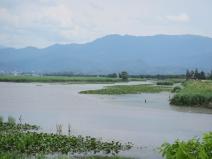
0,152 -> 132,159
160,132 -> 212,159
170,80 -> 212,107
0,75 -> 123,83
0,132 -> 131,155
0,120 -> 132,158
80,84 -> 171,95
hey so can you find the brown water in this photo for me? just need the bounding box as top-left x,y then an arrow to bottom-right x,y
0,82 -> 212,158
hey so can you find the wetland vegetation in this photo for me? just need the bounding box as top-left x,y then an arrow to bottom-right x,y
170,80 -> 212,107
0,116 -> 132,159
80,84 -> 171,95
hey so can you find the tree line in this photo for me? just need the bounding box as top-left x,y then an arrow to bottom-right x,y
186,69 -> 212,80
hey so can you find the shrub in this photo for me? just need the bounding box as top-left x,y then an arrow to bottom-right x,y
171,86 -> 181,93
160,132 -> 212,159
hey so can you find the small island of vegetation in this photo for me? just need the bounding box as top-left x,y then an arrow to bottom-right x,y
170,80 -> 212,107
80,84 -> 171,95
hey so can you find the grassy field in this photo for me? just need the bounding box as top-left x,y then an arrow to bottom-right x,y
80,84 -> 171,95
170,80 -> 212,107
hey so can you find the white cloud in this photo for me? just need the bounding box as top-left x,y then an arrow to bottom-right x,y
0,0 -> 211,48
165,13 -> 190,22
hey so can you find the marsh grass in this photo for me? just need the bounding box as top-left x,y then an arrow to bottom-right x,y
170,80 -> 212,107
80,84 -> 171,95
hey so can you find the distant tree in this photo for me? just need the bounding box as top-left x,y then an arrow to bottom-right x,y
209,70 -> 212,80
199,71 -> 206,80
107,73 -> 117,78
120,71 -> 128,81
186,69 -> 191,80
194,69 -> 199,80
190,70 -> 195,79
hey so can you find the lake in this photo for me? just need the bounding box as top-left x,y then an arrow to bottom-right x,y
0,81 -> 212,159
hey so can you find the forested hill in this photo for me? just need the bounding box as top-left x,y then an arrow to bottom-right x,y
0,34 -> 212,74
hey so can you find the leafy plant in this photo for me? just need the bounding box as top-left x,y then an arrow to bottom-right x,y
160,132 -> 212,159
0,119 -> 133,157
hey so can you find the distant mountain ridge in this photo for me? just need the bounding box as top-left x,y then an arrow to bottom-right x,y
0,34 -> 212,74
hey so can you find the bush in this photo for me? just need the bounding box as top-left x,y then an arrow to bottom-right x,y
171,86 -> 181,93
160,132 -> 212,159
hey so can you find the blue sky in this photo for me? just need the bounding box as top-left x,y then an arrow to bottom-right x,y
0,0 -> 212,48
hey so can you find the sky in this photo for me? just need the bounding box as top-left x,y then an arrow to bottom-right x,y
0,0 -> 212,48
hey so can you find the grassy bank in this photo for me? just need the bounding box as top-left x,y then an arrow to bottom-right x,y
160,132 -> 212,159
0,75 -> 124,83
170,80 -> 212,107
80,84 -> 171,95
0,75 -> 147,84
0,116 -> 133,159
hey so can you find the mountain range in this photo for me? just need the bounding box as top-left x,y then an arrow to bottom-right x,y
0,34 -> 212,74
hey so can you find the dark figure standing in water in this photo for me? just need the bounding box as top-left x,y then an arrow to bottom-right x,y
145,99 -> 147,103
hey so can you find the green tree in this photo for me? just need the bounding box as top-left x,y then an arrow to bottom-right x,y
120,71 -> 128,81
194,68 -> 199,80
186,69 -> 191,80
199,71 -> 206,80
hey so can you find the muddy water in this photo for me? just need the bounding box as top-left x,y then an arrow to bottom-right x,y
0,82 -> 212,159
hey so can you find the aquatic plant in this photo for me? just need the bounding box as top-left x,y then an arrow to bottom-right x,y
0,120 -> 133,157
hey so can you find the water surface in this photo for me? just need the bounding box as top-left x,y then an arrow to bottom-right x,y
0,82 -> 212,159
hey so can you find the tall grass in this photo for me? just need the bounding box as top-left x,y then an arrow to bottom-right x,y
170,80 -> 212,107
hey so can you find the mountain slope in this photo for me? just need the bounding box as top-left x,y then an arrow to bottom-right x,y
0,34 -> 212,74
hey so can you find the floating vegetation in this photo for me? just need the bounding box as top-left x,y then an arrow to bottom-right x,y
160,132 -> 212,159
80,84 -> 171,95
0,116 -> 133,158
